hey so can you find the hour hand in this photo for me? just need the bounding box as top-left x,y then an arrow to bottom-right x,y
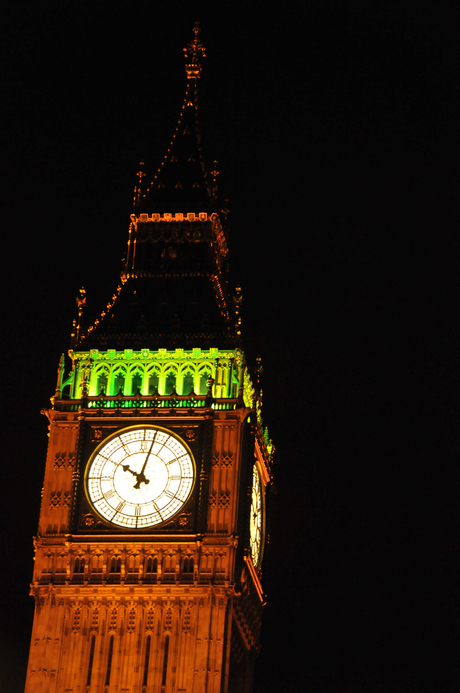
122,464 -> 138,478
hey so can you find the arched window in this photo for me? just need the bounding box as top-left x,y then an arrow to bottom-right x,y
131,372 -> 142,395
198,368 -> 212,395
145,556 -> 157,574
165,371 -> 176,395
144,556 -> 157,583
74,557 -> 85,574
105,635 -> 114,686
86,635 -> 96,686
97,372 -> 108,394
182,556 -> 194,573
182,556 -> 194,582
112,368 -> 126,395
163,555 -> 175,583
110,557 -> 121,573
182,371 -> 194,395
143,634 -> 151,686
148,372 -> 159,395
162,635 -> 170,687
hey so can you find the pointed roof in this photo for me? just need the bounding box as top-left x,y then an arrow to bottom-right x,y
75,25 -> 239,352
134,22 -> 218,214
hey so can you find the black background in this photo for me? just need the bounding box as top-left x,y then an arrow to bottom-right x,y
1,2 -> 459,691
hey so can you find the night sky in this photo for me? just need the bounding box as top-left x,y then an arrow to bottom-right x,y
1,3 -> 459,692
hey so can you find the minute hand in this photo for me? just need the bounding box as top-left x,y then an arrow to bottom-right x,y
133,438 -> 155,489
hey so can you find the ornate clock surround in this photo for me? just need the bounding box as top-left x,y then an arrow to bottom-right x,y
74,419 -> 207,534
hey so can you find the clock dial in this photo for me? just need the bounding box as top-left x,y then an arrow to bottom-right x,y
85,426 -> 195,528
249,464 -> 263,567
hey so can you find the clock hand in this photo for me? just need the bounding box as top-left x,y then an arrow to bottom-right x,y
122,464 -> 138,478
132,437 -> 156,489
122,461 -> 150,489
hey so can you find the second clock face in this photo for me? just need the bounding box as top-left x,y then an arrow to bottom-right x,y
85,426 -> 195,528
250,464 -> 263,568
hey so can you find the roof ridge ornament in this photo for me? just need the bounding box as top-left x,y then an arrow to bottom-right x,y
183,21 -> 206,80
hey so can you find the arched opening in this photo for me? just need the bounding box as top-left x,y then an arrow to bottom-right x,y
182,556 -> 194,582
105,635 -> 114,686
198,371 -> 211,395
86,635 -> 96,686
162,635 -> 170,687
113,372 -> 125,395
145,556 -> 157,583
110,557 -> 121,573
143,634 -> 151,687
131,372 -> 142,394
182,372 -> 194,395
97,372 -> 108,395
74,557 -> 85,574
165,371 -> 176,395
148,372 -> 159,395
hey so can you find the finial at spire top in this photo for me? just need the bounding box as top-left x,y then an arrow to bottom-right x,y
183,21 -> 206,80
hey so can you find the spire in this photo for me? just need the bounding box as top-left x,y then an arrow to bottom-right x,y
76,26 -> 237,351
183,21 -> 206,80
135,23 -> 214,213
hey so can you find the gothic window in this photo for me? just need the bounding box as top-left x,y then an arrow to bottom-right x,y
89,554 -> 103,584
74,557 -> 85,574
183,556 -> 194,573
126,554 -> 138,583
86,635 -> 96,686
162,634 -> 170,687
145,556 -> 157,583
165,370 -> 176,395
143,634 -> 151,686
105,635 -> 114,685
201,553 -> 213,574
55,554 -> 66,583
131,372 -> 142,394
148,371 -> 159,395
199,374 -> 208,395
97,372 -> 108,394
114,373 -> 125,395
215,554 -> 226,578
43,553 -> 53,574
182,371 -> 194,395
198,366 -> 212,395
110,557 -> 121,573
182,556 -> 194,582
163,555 -> 175,583
92,554 -> 103,573
111,366 -> 127,395
92,365 -> 109,396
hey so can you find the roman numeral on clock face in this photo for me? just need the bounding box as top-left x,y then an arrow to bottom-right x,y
104,489 -> 115,500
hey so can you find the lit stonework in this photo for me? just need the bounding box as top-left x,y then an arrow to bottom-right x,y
25,24 -> 273,693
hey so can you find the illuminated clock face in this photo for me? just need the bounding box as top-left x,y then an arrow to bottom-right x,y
249,464 -> 263,567
85,426 -> 195,528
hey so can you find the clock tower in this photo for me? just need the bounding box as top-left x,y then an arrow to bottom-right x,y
24,25 -> 273,693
